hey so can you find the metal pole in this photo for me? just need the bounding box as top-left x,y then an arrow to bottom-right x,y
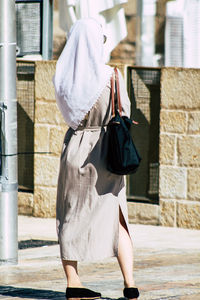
42,0 -> 54,60
0,0 -> 18,265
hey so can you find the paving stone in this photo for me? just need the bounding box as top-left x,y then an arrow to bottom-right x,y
0,218 -> 200,299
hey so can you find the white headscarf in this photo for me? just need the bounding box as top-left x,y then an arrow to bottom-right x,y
53,18 -> 113,130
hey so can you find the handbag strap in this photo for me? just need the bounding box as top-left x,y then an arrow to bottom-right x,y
114,67 -> 122,116
111,72 -> 115,117
111,67 -> 139,125
111,67 -> 122,117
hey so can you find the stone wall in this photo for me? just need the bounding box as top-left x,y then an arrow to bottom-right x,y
18,62 -> 200,229
33,61 -> 67,217
159,68 -> 200,229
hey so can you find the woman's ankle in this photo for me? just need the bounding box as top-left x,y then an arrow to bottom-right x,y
67,283 -> 84,288
124,280 -> 136,288
67,279 -> 83,288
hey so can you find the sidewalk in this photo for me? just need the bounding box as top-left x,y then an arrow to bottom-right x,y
0,216 -> 200,300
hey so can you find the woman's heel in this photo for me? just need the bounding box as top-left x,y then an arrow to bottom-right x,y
123,287 -> 140,299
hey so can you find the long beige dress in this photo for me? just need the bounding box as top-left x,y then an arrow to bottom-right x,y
56,70 -> 131,262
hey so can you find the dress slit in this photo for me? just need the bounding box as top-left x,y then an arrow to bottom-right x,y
119,205 -> 131,238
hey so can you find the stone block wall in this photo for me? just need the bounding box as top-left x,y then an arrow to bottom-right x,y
18,62 -> 200,230
33,61 -> 67,217
159,68 -> 200,229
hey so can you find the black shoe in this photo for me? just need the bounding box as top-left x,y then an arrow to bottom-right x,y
123,287 -> 140,299
66,287 -> 101,299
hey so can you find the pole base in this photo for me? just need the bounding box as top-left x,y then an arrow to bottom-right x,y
0,258 -> 18,265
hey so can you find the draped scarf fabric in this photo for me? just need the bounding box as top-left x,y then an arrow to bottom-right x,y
53,18 -> 113,130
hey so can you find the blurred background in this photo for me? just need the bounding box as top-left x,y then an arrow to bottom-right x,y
15,0 -> 200,68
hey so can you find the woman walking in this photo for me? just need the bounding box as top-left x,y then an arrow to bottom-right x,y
53,18 -> 139,300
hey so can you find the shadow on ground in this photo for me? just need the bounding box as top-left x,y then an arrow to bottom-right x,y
0,286 -> 123,300
0,285 -> 65,299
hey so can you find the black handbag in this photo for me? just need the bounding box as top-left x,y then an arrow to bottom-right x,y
107,67 -> 141,175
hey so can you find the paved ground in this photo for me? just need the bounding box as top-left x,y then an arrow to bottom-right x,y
0,216 -> 200,300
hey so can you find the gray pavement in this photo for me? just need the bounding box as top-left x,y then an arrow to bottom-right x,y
0,216 -> 200,300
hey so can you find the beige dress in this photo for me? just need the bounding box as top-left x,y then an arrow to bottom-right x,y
56,71 -> 131,262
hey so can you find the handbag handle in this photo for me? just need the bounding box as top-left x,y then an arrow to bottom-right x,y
111,67 -> 122,117
111,68 -> 139,125
111,73 -> 115,117
114,67 -> 122,116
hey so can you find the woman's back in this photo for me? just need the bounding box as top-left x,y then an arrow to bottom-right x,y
56,71 -> 131,262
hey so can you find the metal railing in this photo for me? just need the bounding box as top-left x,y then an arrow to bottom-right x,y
17,61 -> 35,191
126,66 -> 161,204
